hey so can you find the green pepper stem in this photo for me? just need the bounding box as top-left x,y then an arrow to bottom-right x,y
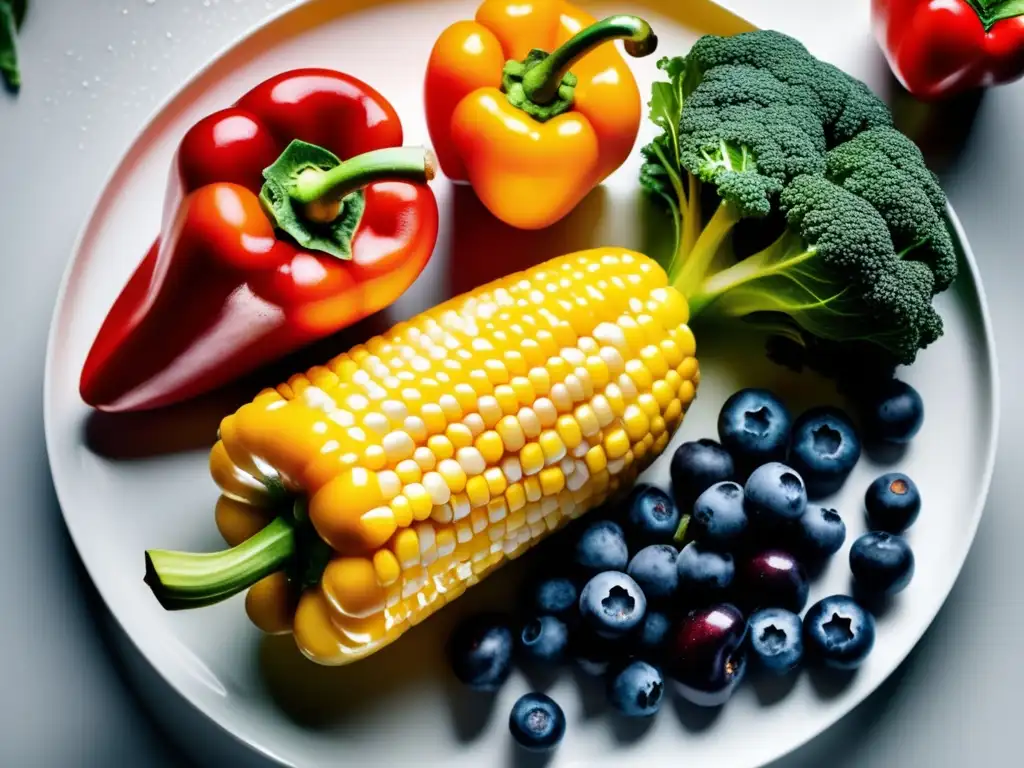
144,516 -> 296,610
521,15 -> 657,105
966,0 -> 1024,30
291,146 -> 436,205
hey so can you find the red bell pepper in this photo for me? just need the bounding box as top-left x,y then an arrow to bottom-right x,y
872,0 -> 1024,100
80,69 -> 439,412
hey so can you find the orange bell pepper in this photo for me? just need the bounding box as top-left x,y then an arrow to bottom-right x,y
424,1 -> 658,230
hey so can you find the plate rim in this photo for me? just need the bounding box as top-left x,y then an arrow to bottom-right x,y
42,1 -> 1002,766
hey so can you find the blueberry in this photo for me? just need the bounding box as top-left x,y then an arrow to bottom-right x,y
579,571 -> 647,639
676,541 -> 735,595
633,611 -> 671,659
509,692 -> 566,752
718,388 -> 792,474
531,577 -> 578,618
803,595 -> 875,670
574,520 -> 629,575
691,480 -> 749,547
789,407 -> 862,499
744,462 -> 808,525
607,660 -> 665,717
518,615 -> 570,663
850,532 -> 915,596
797,506 -> 847,560
736,549 -> 810,613
748,608 -> 804,675
625,484 -> 680,545
865,473 -> 921,533
627,545 -> 679,602
863,379 -> 924,444
448,613 -> 514,691
670,439 -> 736,509
571,631 -> 623,676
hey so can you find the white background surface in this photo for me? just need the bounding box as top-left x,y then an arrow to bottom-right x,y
1,1 -> 1019,765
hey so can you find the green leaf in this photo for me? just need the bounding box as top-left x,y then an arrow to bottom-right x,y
0,1 -> 21,91
259,140 -> 366,260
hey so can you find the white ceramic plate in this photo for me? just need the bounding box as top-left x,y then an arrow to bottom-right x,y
44,1 -> 999,766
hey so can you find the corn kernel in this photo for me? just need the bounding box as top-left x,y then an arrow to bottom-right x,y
652,379 -> 674,410
510,377 -> 536,406
547,357 -> 571,383
487,497 -> 508,523
469,432 -> 499,466
654,431 -> 670,454
393,528 -> 420,569
534,398 -> 558,428
664,398 -> 683,425
575,404 -> 600,437
452,492 -> 471,521
430,501 -> 454,523
624,359 -> 653,393
501,455 -> 523,483
651,415 -> 667,437
506,508 -> 527,533
524,475 -> 542,502
528,367 -> 551,396
358,506 -> 398,548
363,444 -> 387,471
539,467 -> 566,495
413,446 -> 436,472
518,407 -> 542,438
462,412 -> 486,437
470,507 -> 488,534
539,430 -> 567,465
494,385 -> 519,415
456,446 -> 486,476
377,470 -> 401,501
520,443 -> 545,476
420,404 -> 447,435
640,345 -> 669,378
405,483 -> 433,520
373,549 -> 401,587
497,416 -> 526,452
446,423 -> 473,449
591,395 -> 615,428
678,380 -> 696,407
555,415 -> 583,450
390,495 -> 413,528
466,475 -> 490,508
436,458 -> 467,494
623,404 -> 651,442
506,482 -> 526,512
395,459 -> 422,484
585,356 -> 610,389
427,434 -> 454,460
477,396 -> 503,428
436,527 -> 456,558
604,428 -> 630,460
484,467 -> 508,497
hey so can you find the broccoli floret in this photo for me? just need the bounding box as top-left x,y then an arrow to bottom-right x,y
638,30 -> 958,377
827,67 -> 895,144
687,175 -> 940,365
823,132 -> 958,290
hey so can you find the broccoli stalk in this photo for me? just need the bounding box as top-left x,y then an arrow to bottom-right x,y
639,31 -> 956,378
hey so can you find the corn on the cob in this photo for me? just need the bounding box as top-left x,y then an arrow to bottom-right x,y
145,248 -> 699,665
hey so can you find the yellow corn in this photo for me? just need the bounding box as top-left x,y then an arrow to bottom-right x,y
148,248 -> 699,666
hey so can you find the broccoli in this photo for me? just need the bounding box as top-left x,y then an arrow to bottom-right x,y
639,30 -> 957,379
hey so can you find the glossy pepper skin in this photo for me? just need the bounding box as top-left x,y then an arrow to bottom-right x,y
424,1 -> 656,230
80,69 -> 439,413
872,0 -> 1024,100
